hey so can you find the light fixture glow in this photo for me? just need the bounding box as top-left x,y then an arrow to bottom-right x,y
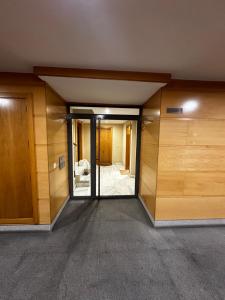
105,108 -> 110,114
183,99 -> 199,112
0,98 -> 10,107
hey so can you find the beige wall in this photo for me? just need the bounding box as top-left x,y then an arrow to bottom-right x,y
122,124 -> 127,166
111,124 -> 123,164
130,121 -> 137,176
82,123 -> 91,161
81,123 -> 124,164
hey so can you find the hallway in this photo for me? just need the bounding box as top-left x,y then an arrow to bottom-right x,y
1,199 -> 225,300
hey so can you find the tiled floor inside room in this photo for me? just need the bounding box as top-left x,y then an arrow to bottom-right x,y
74,163 -> 135,196
1,199 -> 225,300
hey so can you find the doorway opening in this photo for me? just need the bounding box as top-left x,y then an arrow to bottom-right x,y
68,106 -> 141,199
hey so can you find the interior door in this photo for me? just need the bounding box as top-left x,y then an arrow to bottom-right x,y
96,118 -> 137,197
96,127 -> 112,166
0,96 -> 36,223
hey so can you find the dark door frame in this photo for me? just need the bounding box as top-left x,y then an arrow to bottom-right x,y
67,112 -> 141,200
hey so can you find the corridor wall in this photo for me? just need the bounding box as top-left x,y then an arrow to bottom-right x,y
140,81 -> 225,222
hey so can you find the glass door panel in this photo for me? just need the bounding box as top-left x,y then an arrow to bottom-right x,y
96,119 -> 137,196
72,118 -> 91,197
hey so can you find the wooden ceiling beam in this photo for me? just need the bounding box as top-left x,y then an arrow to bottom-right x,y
33,66 -> 171,83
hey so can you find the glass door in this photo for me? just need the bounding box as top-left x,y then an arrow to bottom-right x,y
71,117 -> 92,197
96,117 -> 138,197
68,109 -> 140,200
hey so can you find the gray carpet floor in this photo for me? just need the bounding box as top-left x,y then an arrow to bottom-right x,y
0,198 -> 225,300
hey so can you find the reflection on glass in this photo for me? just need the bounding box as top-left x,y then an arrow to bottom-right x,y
96,120 -> 137,196
72,119 -> 91,196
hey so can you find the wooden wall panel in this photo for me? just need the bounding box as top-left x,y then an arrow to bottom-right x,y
32,87 -> 50,224
0,82 -> 50,224
156,197 -> 225,220
46,86 -> 69,221
156,87 -> 225,221
161,90 -> 225,119
0,77 -> 69,225
0,96 -> 35,222
158,146 -> 225,172
160,119 -> 225,146
139,90 -> 161,217
158,171 -> 225,196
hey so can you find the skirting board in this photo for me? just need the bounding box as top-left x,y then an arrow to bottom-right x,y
0,196 -> 70,232
138,194 -> 225,228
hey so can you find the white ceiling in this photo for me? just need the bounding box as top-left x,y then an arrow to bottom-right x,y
0,0 -> 225,81
40,76 -> 165,104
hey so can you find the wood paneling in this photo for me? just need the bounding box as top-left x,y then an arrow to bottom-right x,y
158,171 -> 225,196
46,85 -> 69,221
38,199 -> 51,224
0,81 -> 51,225
161,89 -> 225,119
158,146 -> 225,172
160,119 -> 225,146
0,95 -> 36,223
156,197 -> 225,220
35,145 -> 49,172
155,86 -> 225,221
34,116 -> 48,145
34,66 -> 171,83
139,90 -> 161,217
0,72 -> 44,86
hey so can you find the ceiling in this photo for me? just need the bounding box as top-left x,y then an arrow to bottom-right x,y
40,76 -> 166,104
0,0 -> 225,82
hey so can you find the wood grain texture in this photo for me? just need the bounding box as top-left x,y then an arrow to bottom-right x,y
96,127 -> 112,166
158,171 -> 225,196
0,72 -> 45,86
0,95 -> 36,223
0,83 -> 50,225
139,90 -> 161,217
161,89 -> 225,119
155,196 -> 225,220
46,85 -> 69,221
35,145 -> 49,172
160,118 -> 225,146
156,85 -> 225,220
158,146 -> 225,172
34,66 -> 171,83
38,198 -> 51,224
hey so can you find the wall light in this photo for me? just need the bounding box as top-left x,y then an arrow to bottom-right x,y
182,99 -> 199,113
105,108 -> 110,114
0,98 -> 10,107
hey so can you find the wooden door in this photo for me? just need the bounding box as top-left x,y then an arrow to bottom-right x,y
96,127 -> 112,165
0,96 -> 36,224
125,125 -> 131,170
